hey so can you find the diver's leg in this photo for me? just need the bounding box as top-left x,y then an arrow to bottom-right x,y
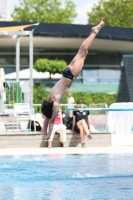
69,20 -> 104,77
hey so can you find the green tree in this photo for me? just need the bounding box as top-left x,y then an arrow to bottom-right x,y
34,58 -> 67,83
11,0 -> 77,23
87,0 -> 133,27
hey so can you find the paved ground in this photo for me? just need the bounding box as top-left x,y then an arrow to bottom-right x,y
0,146 -> 133,156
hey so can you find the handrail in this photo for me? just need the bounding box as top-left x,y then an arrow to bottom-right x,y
71,107 -> 133,111
4,103 -> 88,115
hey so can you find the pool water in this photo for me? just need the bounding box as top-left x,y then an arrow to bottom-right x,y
0,154 -> 133,200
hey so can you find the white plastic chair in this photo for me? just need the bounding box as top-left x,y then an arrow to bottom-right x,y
13,103 -> 36,131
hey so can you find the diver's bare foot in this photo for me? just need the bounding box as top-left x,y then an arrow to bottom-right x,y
92,20 -> 105,34
42,134 -> 49,141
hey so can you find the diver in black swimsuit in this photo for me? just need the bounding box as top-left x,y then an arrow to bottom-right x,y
41,20 -> 105,141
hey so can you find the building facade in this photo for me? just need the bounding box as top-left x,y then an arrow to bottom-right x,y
1,21 -> 133,92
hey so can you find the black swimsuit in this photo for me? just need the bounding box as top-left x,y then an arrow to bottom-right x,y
63,67 -> 76,80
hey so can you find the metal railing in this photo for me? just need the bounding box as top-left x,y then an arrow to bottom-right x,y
1,103 -> 108,132
4,103 -> 87,115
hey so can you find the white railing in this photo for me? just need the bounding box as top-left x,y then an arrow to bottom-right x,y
4,103 -> 88,117
1,103 -> 107,132
4,103 -> 83,115
32,103 -> 87,117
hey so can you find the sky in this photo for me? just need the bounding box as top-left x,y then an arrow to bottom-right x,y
6,0 -> 99,24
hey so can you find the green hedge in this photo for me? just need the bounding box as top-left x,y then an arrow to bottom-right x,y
64,92 -> 117,107
33,84 -> 117,110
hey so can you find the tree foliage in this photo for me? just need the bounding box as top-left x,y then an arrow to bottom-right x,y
11,0 -> 77,23
87,0 -> 133,27
34,58 -> 67,80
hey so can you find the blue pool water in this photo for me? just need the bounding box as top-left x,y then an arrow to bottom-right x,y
0,154 -> 133,200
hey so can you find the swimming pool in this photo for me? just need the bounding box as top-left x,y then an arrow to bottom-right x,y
0,154 -> 133,200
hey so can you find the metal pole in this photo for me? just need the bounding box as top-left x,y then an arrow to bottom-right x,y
16,36 -> 20,103
29,31 -> 33,114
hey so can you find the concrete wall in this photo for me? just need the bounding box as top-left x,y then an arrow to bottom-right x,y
0,132 -> 111,148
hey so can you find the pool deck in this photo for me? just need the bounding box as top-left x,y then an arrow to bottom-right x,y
0,146 -> 133,156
